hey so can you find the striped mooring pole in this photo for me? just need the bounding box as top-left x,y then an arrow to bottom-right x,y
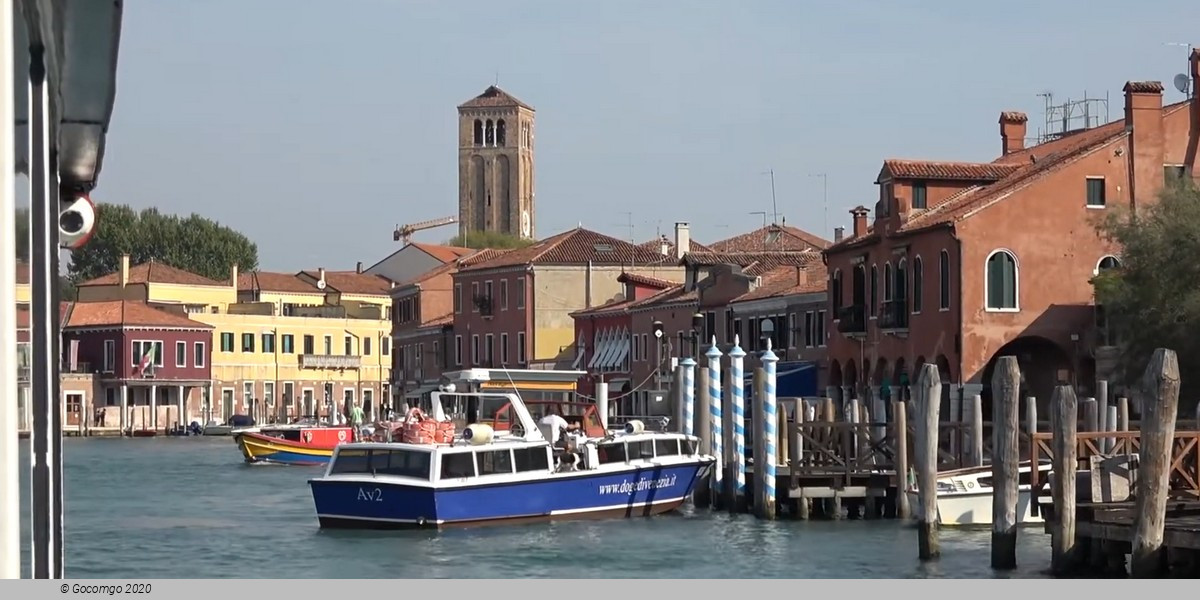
705,337 -> 724,507
760,339 -> 779,520
680,357 -> 696,437
728,335 -> 747,513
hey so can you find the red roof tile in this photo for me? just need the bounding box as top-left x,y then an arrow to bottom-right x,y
732,266 -> 826,302
1124,80 -> 1164,93
999,111 -> 1029,124
459,227 -> 670,271
421,312 -> 454,328
616,272 -> 678,290
238,271 -> 322,294
298,270 -> 393,295
709,223 -> 829,252
877,159 -> 1020,183
637,236 -> 714,255
409,242 -> 475,263
683,251 -> 823,276
64,300 -> 213,329
78,260 -> 226,288
458,85 -> 533,110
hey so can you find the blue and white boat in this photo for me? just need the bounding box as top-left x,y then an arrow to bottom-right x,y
307,390 -> 715,529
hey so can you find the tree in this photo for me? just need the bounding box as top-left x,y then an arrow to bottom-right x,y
447,230 -> 535,250
1091,180 -> 1200,404
68,203 -> 259,283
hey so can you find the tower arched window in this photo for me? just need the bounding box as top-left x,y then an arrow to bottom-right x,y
912,256 -> 923,313
896,258 -> 908,309
870,264 -> 878,317
473,119 -> 483,146
884,262 -> 893,301
485,119 -> 494,146
496,119 -> 506,146
985,249 -> 1019,311
939,250 -> 950,310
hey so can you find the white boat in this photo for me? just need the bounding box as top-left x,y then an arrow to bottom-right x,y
905,461 -> 1052,526
308,390 -> 716,529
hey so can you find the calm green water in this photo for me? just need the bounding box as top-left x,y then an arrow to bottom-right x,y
17,437 -> 1052,578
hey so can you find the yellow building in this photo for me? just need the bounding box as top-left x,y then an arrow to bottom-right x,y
76,255 -> 394,423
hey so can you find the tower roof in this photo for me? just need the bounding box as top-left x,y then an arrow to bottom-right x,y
458,85 -> 534,111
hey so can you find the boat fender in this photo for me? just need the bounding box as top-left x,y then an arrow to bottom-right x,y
624,420 -> 645,434
462,423 -> 494,445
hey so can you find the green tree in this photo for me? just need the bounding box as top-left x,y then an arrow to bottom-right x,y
1092,180 -> 1200,404
68,203 -> 259,283
447,230 -> 535,250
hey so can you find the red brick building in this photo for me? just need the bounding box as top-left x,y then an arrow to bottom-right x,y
823,58 -> 1200,412
61,300 -> 214,432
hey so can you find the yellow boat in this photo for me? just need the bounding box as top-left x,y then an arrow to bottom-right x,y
234,425 -> 355,466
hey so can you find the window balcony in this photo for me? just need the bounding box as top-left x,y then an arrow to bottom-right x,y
299,354 -> 362,369
837,305 -> 866,334
879,299 -> 909,331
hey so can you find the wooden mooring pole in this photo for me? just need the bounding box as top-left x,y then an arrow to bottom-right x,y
915,363 -> 941,560
968,393 -> 984,468
1050,384 -> 1079,575
1131,348 -> 1180,578
893,398 -> 910,520
991,356 -> 1020,570
694,364 -> 712,508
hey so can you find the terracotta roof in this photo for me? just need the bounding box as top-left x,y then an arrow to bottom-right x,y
1124,80 -> 1164,93
999,111 -> 1028,124
298,270 -> 393,296
64,300 -> 213,329
877,159 -> 1020,183
570,296 -> 640,318
709,223 -> 830,252
634,285 -> 699,309
732,266 -> 826,302
409,242 -> 474,263
458,248 -> 510,266
458,227 -> 670,271
238,271 -> 321,294
16,260 -> 28,284
458,85 -> 533,110
683,251 -> 823,276
421,312 -> 453,328
617,272 -> 678,290
637,236 -> 714,254
78,259 -> 227,288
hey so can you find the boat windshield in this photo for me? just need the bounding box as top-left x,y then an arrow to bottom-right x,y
329,447 -> 433,480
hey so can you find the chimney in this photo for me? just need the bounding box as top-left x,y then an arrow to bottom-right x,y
318,268 -> 326,285
834,226 -> 845,243
1124,80 -> 1165,209
230,263 -> 239,292
659,236 -> 670,256
850,206 -> 870,238
795,267 -> 807,286
119,254 -> 130,288
999,111 -> 1028,156
356,261 -> 364,274
673,222 -> 690,260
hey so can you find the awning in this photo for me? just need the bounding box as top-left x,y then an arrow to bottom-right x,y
609,335 -> 630,369
480,380 -> 576,392
587,332 -> 611,369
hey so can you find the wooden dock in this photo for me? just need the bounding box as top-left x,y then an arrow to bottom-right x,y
1039,500 -> 1200,576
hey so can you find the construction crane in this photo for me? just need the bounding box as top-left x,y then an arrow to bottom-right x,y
393,215 -> 458,244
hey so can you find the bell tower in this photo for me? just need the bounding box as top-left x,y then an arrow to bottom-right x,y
457,86 -> 536,239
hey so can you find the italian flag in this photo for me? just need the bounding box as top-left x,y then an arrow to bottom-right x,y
139,345 -> 155,372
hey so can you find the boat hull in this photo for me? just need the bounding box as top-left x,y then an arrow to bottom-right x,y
310,460 -> 713,529
236,432 -> 335,466
905,488 -> 1042,526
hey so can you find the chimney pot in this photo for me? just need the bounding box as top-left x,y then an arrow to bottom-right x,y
999,111 -> 1028,156
673,222 -> 690,260
119,254 -> 130,288
850,206 -> 870,238
834,226 -> 845,243
230,263 -> 239,292
356,261 -> 364,274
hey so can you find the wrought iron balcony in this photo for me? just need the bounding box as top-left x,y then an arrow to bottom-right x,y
837,305 -> 866,334
879,299 -> 909,330
299,354 -> 362,369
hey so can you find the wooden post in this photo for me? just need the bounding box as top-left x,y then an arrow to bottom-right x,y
1082,397 -> 1098,433
849,397 -> 861,464
792,399 -> 808,519
949,392 -> 961,461
1050,384 -> 1079,575
1131,348 -> 1181,578
991,356 -> 1020,570
1118,397 -> 1129,431
1097,380 -> 1110,453
893,399 -> 910,519
914,363 -> 941,560
694,366 -> 712,508
968,394 -> 984,468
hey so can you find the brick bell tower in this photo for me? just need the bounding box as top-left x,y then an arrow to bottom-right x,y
456,86 -> 536,240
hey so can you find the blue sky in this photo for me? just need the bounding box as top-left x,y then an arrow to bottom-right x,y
89,0 -> 1196,271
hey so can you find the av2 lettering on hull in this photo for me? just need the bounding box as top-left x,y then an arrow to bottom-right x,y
598,474 -> 677,495
357,487 -> 384,502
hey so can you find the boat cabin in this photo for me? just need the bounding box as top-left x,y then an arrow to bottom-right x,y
434,395 -> 606,438
259,425 -> 353,446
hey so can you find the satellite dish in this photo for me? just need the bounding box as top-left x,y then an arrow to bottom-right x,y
1175,73 -> 1190,95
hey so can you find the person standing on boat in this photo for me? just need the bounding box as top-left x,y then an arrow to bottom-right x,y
349,401 -> 365,440
539,405 -> 578,446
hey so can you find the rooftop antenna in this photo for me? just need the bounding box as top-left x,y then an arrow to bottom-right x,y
495,71 -> 499,86
809,173 -> 828,235
749,211 -> 767,250
1165,43 -> 1194,98
609,212 -> 636,270
761,169 -> 779,225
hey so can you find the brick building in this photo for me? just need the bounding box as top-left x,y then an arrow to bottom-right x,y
823,56 -> 1200,413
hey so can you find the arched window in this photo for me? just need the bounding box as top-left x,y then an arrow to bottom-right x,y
912,256 -> 923,313
496,119 -> 507,146
896,258 -> 908,309
832,269 -> 843,313
939,250 -> 950,310
485,119 -> 495,146
870,264 -> 878,317
985,249 -> 1019,310
1096,255 -> 1121,274
884,262 -> 893,301
473,119 -> 483,146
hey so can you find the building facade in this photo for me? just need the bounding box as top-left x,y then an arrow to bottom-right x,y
458,85 -> 536,239
823,60 -> 1200,414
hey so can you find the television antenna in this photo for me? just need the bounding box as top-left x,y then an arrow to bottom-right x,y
809,173 -> 828,235
760,169 -> 779,225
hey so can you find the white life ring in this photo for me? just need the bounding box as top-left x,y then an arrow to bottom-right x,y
337,430 -> 347,442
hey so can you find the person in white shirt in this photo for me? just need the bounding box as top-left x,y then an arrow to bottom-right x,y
539,405 -> 577,445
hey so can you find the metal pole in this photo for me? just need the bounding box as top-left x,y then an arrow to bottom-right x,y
680,358 -> 696,436
705,338 -> 724,507
29,40 -> 63,579
0,0 -> 20,579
